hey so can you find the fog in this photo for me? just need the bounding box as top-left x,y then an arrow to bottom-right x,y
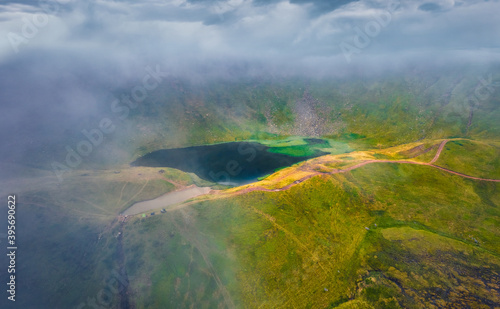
2,0 -> 499,64
0,0 -> 499,169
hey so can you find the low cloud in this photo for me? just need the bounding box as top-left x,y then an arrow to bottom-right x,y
0,0 -> 498,66
0,0 -> 499,165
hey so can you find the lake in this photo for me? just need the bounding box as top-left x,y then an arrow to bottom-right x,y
131,141 -> 326,185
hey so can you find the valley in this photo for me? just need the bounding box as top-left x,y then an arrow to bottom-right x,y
119,138 -> 499,218
2,1 -> 500,308
1,74 -> 499,309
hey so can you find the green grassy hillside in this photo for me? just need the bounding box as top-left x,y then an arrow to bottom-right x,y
127,73 -> 500,153
433,139 -> 500,179
23,68 -> 500,170
5,136 -> 500,308
2,167 -> 206,308
118,162 -> 500,308
3,69 -> 500,308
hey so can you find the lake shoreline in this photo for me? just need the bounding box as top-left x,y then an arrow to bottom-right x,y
122,185 -> 212,216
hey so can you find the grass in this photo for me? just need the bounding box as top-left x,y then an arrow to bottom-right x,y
6,68 -> 500,308
348,163 -> 500,253
5,135 -> 500,308
115,156 -> 499,308
111,175 -> 372,308
356,226 -> 500,308
24,71 -> 500,172
257,174 -> 272,181
257,136 -> 352,157
158,167 -> 194,186
123,212 -> 241,309
1,167 -> 179,308
267,144 -> 320,157
257,136 -> 308,147
177,160 -> 500,307
434,139 -> 500,179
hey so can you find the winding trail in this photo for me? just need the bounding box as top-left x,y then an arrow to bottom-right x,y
429,138 -> 449,164
234,139 -> 500,195
114,138 -> 499,307
120,139 -> 499,212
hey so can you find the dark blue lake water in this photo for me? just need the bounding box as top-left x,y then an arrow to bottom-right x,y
131,142 -> 326,186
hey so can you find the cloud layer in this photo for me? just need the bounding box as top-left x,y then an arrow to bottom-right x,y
1,0 -> 499,69
0,0 -> 499,166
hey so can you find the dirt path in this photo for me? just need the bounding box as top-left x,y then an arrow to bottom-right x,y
118,179 -> 150,210
429,139 -> 449,164
232,139 -> 499,196
121,140 -> 499,209
430,165 -> 500,182
114,138 -> 498,307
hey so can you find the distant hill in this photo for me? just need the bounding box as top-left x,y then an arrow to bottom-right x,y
7,65 -> 498,171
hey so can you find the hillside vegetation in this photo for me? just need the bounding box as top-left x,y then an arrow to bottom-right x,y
123,162 -> 500,308
20,67 -> 500,170
2,69 -> 500,308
